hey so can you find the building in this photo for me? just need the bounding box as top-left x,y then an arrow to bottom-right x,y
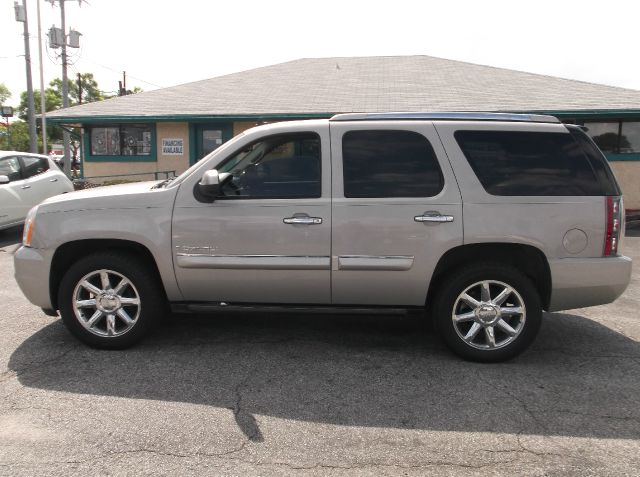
46,55 -> 640,207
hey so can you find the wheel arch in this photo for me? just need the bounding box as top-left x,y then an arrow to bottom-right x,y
49,239 -> 165,310
427,242 -> 552,311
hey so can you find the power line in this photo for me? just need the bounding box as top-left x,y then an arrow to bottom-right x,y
79,57 -> 164,89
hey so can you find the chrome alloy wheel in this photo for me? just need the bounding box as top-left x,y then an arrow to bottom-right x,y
72,269 -> 141,337
451,280 -> 526,350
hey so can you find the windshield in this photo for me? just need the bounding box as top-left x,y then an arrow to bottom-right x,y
166,132 -> 246,187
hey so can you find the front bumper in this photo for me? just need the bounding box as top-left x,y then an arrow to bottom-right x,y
14,246 -> 55,310
548,255 -> 632,311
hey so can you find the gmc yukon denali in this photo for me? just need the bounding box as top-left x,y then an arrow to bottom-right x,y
13,112 -> 632,361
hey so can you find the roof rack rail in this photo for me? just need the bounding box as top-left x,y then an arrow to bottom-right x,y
329,112 -> 560,124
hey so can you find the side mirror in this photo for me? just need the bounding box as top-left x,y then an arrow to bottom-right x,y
195,169 -> 232,203
0,175 -> 9,185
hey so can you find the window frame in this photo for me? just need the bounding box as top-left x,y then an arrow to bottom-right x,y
341,129 -> 445,199
85,123 -> 157,162
213,131 -> 323,201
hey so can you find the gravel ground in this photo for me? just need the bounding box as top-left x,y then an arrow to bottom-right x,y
1,225 -> 639,476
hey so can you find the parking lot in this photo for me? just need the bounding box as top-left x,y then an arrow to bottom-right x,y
1,225 -> 639,476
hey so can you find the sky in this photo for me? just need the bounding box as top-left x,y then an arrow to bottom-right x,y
1,0 -> 640,107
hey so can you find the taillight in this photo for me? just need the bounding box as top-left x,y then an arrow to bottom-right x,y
604,196 -> 623,256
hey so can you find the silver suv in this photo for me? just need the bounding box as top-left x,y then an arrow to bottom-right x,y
13,113 -> 632,361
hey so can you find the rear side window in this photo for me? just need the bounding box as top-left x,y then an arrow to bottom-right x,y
21,156 -> 49,178
342,130 -> 444,198
454,130 -> 605,196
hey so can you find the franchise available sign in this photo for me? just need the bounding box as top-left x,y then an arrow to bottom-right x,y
162,138 -> 183,155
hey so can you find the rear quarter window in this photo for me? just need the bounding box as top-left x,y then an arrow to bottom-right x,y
454,130 -> 606,196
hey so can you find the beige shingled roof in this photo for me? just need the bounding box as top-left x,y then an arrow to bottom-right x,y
46,55 -> 640,120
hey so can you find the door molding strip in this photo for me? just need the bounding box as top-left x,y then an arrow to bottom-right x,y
337,255 -> 414,271
176,253 -> 331,270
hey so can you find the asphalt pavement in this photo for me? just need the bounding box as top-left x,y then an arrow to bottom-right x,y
1,226 -> 639,476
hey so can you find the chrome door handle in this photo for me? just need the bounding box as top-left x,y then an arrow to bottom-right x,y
49,178 -> 58,182
414,213 -> 454,223
21,185 -> 31,189
283,216 -> 322,225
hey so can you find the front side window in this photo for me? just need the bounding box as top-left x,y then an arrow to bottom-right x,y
21,156 -> 49,178
0,157 -> 21,182
218,133 -> 321,199
90,124 -> 151,156
342,130 -> 444,198
455,130 -> 603,196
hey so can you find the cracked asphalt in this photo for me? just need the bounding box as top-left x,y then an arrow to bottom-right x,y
1,224 -> 639,476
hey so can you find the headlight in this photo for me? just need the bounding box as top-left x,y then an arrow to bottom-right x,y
23,206 -> 38,247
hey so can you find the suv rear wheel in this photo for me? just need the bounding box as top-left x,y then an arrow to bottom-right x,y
432,263 -> 542,362
58,251 -> 164,349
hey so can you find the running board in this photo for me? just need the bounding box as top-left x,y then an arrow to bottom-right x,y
171,303 -> 414,315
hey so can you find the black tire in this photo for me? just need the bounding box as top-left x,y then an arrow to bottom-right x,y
432,262 -> 542,362
58,251 -> 165,349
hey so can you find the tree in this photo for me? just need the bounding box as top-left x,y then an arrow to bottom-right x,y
16,73 -> 111,154
0,120 -> 32,152
18,89 -> 64,145
18,89 -> 62,122
50,73 -> 110,105
0,83 -> 10,105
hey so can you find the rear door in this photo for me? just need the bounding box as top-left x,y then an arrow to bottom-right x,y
329,121 -> 463,306
19,156 -> 62,205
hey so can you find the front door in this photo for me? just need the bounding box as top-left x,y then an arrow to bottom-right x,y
172,124 -> 331,304
329,121 -> 463,306
194,124 -> 233,163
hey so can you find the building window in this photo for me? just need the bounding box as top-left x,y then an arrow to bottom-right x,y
90,124 -> 152,156
620,122 -> 640,153
583,120 -> 640,154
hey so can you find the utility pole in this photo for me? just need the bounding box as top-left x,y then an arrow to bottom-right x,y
60,0 -> 71,178
77,73 -> 82,104
15,1 -> 38,153
36,0 -> 47,154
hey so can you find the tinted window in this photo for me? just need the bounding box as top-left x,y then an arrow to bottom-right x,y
219,133 -> 320,199
455,130 -> 603,196
21,156 -> 49,178
342,130 -> 444,198
0,157 -> 22,182
567,126 -> 620,196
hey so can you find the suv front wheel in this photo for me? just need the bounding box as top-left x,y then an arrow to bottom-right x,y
432,263 -> 542,362
58,251 -> 165,349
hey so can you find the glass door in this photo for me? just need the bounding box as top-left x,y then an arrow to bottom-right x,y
194,123 -> 233,163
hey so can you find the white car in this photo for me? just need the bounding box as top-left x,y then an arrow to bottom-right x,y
0,151 -> 74,231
